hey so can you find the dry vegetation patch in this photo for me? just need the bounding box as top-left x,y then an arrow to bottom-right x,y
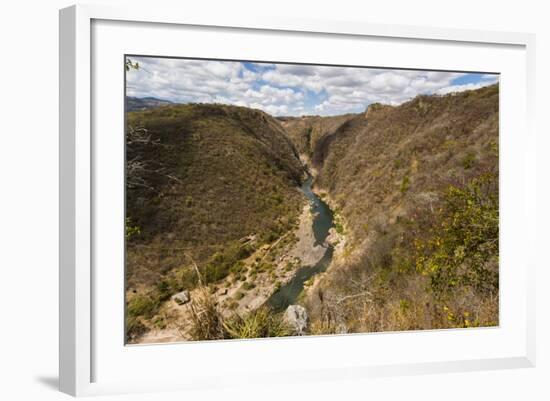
303,85 -> 500,333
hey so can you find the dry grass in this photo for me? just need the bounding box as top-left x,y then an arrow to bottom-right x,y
127,85 -> 500,340
304,85 -> 500,334
125,104 -> 306,340
224,307 -> 290,339
187,287 -> 226,341
186,286 -> 290,341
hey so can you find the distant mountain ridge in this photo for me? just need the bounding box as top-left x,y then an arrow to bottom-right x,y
126,96 -> 174,111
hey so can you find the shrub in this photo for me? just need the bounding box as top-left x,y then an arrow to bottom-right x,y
241,282 -> 256,291
200,241 -> 255,284
125,217 -> 141,240
126,317 -> 147,342
230,261 -> 246,274
155,279 -> 173,302
415,173 -> 498,298
462,152 -> 476,169
223,307 -> 290,339
334,221 -> 344,235
127,294 -> 159,320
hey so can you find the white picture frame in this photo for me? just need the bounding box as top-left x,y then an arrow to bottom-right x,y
59,4 -> 536,397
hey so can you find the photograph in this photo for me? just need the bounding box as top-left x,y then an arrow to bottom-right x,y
124,56 -> 499,344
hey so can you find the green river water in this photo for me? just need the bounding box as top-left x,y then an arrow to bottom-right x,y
267,176 -> 335,312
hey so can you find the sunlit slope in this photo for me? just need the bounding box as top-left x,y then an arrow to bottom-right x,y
126,104 -> 305,290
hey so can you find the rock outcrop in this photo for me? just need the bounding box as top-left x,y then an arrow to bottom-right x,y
172,290 -> 190,305
283,305 -> 308,335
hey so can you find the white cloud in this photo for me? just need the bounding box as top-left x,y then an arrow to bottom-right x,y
127,57 -> 499,116
258,66 -> 488,115
436,82 -> 489,95
369,72 -> 410,91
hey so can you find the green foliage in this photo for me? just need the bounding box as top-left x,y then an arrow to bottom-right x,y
125,58 -> 140,71
241,282 -> 256,291
126,317 -> 147,341
126,263 -> 199,340
155,279 -> 174,303
462,152 -> 476,169
125,217 -> 141,240
400,174 -> 410,193
399,299 -> 410,311
489,141 -> 498,156
230,261 -> 246,275
200,241 -> 255,284
188,290 -> 289,340
223,307 -> 290,339
416,173 -> 499,297
174,266 -> 199,291
127,294 -> 159,320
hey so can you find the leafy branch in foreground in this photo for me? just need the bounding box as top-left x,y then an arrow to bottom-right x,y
125,58 -> 140,72
415,172 -> 499,298
125,217 -> 141,240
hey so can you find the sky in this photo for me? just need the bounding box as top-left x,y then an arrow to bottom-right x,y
126,57 -> 499,116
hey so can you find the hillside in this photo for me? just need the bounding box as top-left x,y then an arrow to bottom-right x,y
124,85 -> 500,342
277,114 -> 356,164
302,84 -> 500,334
125,104 -> 306,340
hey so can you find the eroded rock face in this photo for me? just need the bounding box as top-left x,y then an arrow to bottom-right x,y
172,290 -> 190,305
324,227 -> 341,247
283,305 -> 308,335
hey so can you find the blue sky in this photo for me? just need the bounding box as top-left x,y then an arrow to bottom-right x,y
126,57 -> 498,116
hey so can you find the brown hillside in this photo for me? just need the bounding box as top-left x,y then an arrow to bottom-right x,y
124,104 -> 307,339
315,84 -> 499,245
277,114 -> 356,159
303,84 -> 499,334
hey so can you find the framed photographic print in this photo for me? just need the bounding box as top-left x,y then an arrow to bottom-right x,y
59,4 -> 536,396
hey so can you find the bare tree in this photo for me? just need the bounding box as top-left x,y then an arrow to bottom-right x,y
126,126 -> 182,192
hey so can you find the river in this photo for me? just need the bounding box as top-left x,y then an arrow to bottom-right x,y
267,176 -> 335,312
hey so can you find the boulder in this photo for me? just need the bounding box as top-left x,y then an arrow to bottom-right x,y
324,227 -> 340,247
172,290 -> 190,305
283,305 -> 308,335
